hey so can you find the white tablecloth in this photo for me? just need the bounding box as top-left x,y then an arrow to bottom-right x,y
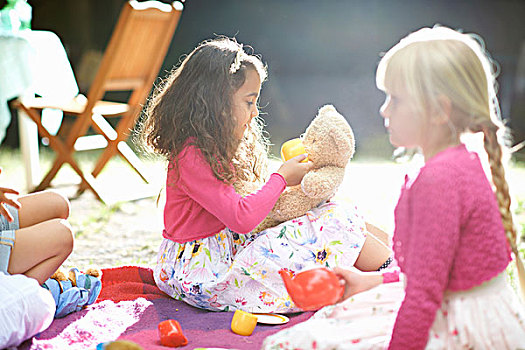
0,30 -> 78,189
0,30 -> 78,140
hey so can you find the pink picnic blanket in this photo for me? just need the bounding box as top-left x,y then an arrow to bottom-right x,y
20,266 -> 312,349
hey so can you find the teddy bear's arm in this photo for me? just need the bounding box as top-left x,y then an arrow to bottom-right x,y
301,166 -> 345,198
270,187 -> 316,222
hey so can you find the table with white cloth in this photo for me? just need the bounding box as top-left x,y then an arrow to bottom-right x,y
0,30 -> 78,190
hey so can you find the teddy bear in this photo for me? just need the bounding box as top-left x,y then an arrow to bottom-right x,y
235,104 -> 355,232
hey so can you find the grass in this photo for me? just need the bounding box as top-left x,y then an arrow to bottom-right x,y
71,202 -> 123,238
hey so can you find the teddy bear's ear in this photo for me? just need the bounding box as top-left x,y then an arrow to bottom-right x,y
318,104 -> 337,115
84,268 -> 102,279
68,269 -> 77,286
50,268 -> 68,281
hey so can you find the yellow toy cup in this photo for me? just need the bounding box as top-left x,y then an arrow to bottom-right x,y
281,138 -> 307,162
231,310 -> 258,336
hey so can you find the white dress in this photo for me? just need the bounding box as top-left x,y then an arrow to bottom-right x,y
154,201 -> 369,313
0,273 -> 55,349
262,272 -> 525,349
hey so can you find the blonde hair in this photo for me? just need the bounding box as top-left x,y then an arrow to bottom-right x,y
377,25 -> 525,296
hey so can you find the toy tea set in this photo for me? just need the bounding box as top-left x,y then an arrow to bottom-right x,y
229,266 -> 343,336
280,137 -> 308,162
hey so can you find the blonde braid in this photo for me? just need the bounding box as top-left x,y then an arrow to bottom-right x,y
483,124 -> 525,299
482,126 -> 515,249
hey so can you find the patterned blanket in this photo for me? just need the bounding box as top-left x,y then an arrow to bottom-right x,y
20,266 -> 312,349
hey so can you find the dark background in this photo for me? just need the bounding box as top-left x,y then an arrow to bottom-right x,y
6,0 -> 525,158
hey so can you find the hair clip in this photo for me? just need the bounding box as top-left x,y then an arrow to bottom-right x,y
229,46 -> 243,74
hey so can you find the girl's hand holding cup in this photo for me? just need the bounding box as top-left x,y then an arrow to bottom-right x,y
277,154 -> 313,187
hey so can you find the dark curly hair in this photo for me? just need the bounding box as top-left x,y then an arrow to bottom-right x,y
140,37 -> 269,184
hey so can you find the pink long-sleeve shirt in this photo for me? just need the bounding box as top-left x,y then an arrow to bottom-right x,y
163,144 -> 286,243
389,144 -> 511,349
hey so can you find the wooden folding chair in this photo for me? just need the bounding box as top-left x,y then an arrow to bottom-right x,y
14,1 -> 183,203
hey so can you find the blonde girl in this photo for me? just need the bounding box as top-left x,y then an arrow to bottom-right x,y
263,26 -> 525,349
141,37 -> 392,313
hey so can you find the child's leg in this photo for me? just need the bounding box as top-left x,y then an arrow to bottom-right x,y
354,231 -> 392,272
7,191 -> 73,284
8,219 -> 73,284
365,222 -> 391,247
17,190 -> 70,227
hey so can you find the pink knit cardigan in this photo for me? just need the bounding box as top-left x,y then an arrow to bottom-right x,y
389,144 -> 511,349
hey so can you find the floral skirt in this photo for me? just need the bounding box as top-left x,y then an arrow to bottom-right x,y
153,201 -> 368,313
262,272 -> 525,349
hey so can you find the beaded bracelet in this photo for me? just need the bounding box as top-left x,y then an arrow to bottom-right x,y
377,256 -> 393,271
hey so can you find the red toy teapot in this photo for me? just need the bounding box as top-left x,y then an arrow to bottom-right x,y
279,267 -> 344,311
